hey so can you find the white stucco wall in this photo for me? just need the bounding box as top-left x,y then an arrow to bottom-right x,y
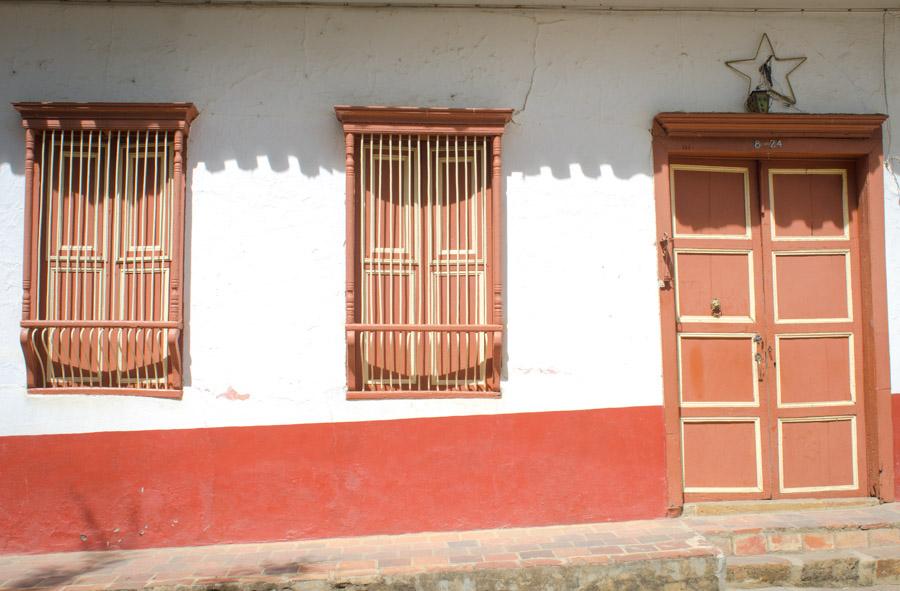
0,3 -> 898,435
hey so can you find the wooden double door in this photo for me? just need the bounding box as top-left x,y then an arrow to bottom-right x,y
673,158 -> 867,500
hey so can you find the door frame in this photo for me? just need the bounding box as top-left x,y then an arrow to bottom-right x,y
651,112 -> 892,515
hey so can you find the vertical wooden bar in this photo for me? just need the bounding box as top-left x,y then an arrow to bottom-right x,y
454,136 -> 461,389
464,136 -> 477,390
64,130 -> 74,322
490,134 -> 503,392
345,131 -> 360,391
426,135 -> 433,390
377,134 -> 384,389
481,136 -> 488,387
446,135 -> 453,390
387,135 -> 394,390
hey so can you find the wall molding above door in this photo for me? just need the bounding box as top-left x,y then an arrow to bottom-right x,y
653,113 -> 886,139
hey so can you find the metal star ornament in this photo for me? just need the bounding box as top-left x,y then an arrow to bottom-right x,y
726,33 -> 807,107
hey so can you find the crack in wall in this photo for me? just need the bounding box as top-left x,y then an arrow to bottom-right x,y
514,16 -> 540,122
299,9 -> 309,83
514,16 -> 567,124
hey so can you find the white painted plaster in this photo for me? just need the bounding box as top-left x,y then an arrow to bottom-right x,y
0,4 -> 898,435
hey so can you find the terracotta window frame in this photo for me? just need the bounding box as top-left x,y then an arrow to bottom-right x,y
335,106 -> 513,400
14,102 -> 198,399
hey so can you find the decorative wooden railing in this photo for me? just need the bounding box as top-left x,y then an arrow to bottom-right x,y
21,321 -> 181,396
14,104 -> 197,398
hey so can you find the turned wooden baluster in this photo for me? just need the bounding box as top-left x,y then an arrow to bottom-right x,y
345,132 -> 361,391
167,129 -> 186,389
491,134 -> 503,391
20,128 -> 38,388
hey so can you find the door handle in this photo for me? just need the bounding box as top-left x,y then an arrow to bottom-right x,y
754,334 -> 767,381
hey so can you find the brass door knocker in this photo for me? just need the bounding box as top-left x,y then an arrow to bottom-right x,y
711,298 -> 722,318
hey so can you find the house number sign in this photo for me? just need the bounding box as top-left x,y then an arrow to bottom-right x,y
754,139 -> 783,149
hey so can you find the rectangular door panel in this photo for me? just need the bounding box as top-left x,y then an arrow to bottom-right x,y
777,334 -> 854,407
671,165 -> 751,238
682,419 -> 762,492
675,250 -> 754,322
769,169 -> 848,241
779,417 -> 858,493
773,251 -> 851,323
679,334 -> 758,406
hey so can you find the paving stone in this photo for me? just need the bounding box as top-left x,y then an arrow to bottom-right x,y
733,534 -> 767,556
766,533 -> 801,553
871,529 -> 900,547
834,529 -> 868,549
802,532 -> 835,551
795,550 -> 861,586
862,545 -> 900,583
725,555 -> 792,588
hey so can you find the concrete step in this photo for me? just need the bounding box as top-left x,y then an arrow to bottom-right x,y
726,545 -> 900,588
684,502 -> 900,557
684,497 -> 880,518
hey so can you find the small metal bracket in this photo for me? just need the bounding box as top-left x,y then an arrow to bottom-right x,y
659,233 -> 674,290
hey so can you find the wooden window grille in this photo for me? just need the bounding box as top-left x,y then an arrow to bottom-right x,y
335,106 -> 512,399
15,103 -> 198,398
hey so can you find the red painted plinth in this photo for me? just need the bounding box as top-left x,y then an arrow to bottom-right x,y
893,395 -> 900,499
0,406 -> 666,554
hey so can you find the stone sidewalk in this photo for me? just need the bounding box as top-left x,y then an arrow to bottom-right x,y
0,519 -> 719,590
3,502 -> 900,590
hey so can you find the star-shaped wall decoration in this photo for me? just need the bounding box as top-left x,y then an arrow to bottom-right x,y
726,33 -> 807,106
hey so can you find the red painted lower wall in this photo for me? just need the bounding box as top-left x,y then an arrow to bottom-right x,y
893,395 -> 900,499
0,406 -> 666,554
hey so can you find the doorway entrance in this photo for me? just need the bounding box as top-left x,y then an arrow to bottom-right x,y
652,113 -> 892,511
672,157 -> 864,500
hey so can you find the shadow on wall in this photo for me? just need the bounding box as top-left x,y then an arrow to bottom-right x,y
0,88 -> 651,181
0,4 -> 712,181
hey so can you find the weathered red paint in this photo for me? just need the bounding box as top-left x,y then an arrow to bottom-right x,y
893,394 -> 900,498
0,406 -> 666,554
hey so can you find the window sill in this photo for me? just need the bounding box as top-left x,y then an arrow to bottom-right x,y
27,387 -> 183,399
347,390 -> 501,400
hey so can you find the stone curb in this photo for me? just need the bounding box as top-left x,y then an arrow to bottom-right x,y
108,555 -> 722,591
726,545 -> 900,588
